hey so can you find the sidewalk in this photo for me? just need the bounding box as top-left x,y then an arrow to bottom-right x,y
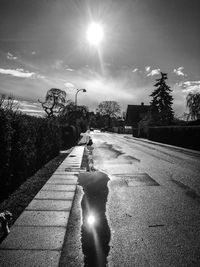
0,146 -> 85,267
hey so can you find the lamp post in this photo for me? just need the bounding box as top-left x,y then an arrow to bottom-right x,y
75,88 -> 87,109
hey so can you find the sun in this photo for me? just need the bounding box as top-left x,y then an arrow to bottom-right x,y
86,22 -> 104,46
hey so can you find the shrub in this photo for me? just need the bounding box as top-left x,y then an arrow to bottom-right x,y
60,125 -> 78,149
0,110 -> 76,200
9,114 -> 38,187
0,110 -> 13,188
148,126 -> 200,151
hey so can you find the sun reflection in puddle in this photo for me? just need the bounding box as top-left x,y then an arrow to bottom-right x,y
87,214 -> 96,226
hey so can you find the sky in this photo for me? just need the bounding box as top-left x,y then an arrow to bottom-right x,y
0,0 -> 200,117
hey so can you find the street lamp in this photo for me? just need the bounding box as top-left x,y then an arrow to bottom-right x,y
75,88 -> 87,109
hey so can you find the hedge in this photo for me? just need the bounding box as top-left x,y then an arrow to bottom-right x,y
0,109 -> 78,200
148,126 -> 200,151
60,125 -> 78,149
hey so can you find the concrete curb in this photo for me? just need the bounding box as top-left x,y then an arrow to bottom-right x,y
0,146 -> 85,267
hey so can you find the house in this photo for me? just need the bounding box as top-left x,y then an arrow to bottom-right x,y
125,102 -> 150,127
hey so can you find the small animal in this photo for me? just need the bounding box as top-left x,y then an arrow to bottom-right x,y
0,211 -> 12,236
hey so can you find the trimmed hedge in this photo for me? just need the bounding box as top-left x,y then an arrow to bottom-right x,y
0,109 -> 78,200
60,125 -> 78,149
148,126 -> 200,151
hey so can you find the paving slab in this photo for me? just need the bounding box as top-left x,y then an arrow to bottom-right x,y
65,165 -> 80,167
61,161 -> 81,164
63,168 -> 80,172
50,175 -> 78,180
47,178 -> 77,184
65,160 -> 80,162
34,191 -> 74,200
41,184 -> 76,191
0,226 -> 65,250
0,250 -> 60,267
26,199 -> 73,211
52,171 -> 79,175
14,211 -> 70,227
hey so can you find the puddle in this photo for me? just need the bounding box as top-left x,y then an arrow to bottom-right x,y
78,171 -> 111,267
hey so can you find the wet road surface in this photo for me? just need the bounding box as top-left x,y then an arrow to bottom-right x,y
88,132 -> 200,266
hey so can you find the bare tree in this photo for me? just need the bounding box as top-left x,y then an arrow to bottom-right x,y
39,88 -> 67,118
0,94 -> 19,113
97,101 -> 121,127
186,92 -> 200,120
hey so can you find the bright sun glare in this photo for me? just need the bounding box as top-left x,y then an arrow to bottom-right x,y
86,22 -> 104,46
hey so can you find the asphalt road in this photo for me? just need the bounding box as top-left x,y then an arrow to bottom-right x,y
89,131 -> 200,266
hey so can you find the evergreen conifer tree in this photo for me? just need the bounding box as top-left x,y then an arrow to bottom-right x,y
150,72 -> 174,124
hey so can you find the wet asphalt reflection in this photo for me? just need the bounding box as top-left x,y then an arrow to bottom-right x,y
78,171 -> 110,267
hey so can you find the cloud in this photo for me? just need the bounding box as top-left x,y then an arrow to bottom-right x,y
147,68 -> 160,77
179,80 -> 200,93
173,66 -> 185,76
0,68 -> 35,78
7,52 -> 18,60
36,74 -> 45,79
64,82 -> 75,88
19,100 -> 44,117
66,68 -> 75,72
145,66 -> 151,72
132,68 -> 138,73
0,68 -> 45,79
53,60 -> 64,70
144,66 -> 160,77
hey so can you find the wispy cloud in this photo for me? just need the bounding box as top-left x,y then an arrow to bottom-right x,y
132,68 -> 138,73
0,68 -> 35,78
66,68 -> 75,72
179,80 -> 200,93
145,66 -> 151,72
35,74 -> 45,79
19,100 -> 44,117
173,66 -> 186,76
64,82 -> 75,88
0,67 -> 45,79
147,68 -> 160,77
7,52 -> 18,60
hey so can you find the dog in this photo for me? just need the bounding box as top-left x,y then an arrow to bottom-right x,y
0,211 -> 12,236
